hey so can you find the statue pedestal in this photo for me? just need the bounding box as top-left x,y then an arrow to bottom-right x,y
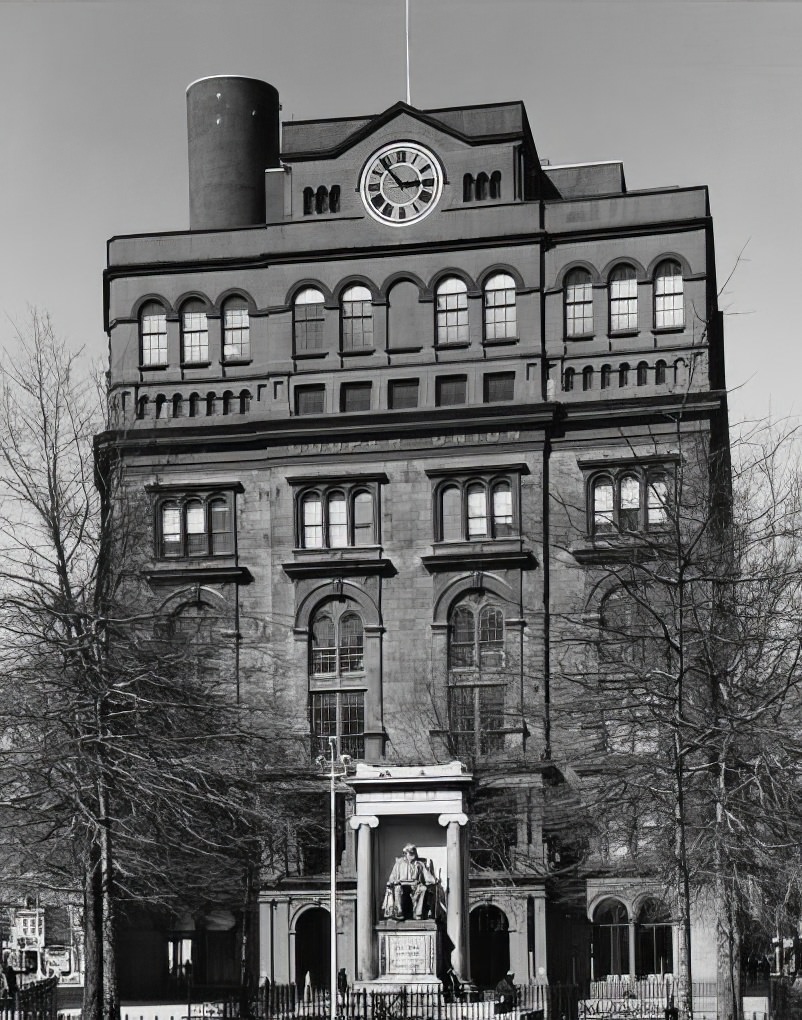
369,919 -> 441,987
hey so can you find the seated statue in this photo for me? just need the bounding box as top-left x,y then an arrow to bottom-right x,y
382,843 -> 437,920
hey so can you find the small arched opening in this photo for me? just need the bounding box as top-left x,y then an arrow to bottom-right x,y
469,904 -> 510,989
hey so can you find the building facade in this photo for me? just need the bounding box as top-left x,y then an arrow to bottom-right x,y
101,76 -> 727,995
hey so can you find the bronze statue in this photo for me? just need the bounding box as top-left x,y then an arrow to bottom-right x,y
382,843 -> 437,920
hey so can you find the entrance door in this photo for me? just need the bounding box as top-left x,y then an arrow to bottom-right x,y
295,907 -> 330,990
470,905 -> 510,989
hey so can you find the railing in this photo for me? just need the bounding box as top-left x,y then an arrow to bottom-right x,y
1,975 -> 59,1020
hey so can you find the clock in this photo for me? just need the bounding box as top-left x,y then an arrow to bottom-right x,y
360,142 -> 443,226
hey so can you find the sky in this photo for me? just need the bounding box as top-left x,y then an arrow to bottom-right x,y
0,0 -> 798,426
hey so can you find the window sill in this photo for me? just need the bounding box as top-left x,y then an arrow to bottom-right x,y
651,326 -> 685,335
435,341 -> 471,351
387,345 -> 423,354
139,362 -> 169,372
294,350 -> 329,360
180,360 -> 212,369
283,547 -> 395,579
608,330 -> 640,339
341,348 -> 376,357
571,533 -> 670,564
145,560 -> 252,584
565,332 -> 595,341
482,337 -> 519,347
421,538 -> 536,572
221,357 -> 252,367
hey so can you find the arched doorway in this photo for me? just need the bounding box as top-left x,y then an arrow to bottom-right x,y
635,899 -> 673,977
592,899 -> 629,979
295,907 -> 330,990
470,904 -> 510,989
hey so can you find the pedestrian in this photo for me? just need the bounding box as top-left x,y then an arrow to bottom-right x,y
337,968 -> 348,1006
495,972 -> 516,1015
2,960 -> 17,1002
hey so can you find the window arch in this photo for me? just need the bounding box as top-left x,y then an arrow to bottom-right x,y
157,492 -> 236,559
437,477 -> 517,542
448,596 -> 507,756
483,273 -> 517,341
299,486 -> 376,548
609,264 -> 638,332
140,301 -> 168,367
435,277 -> 469,346
309,602 -> 366,759
222,296 -> 250,361
592,899 -> 629,980
565,268 -> 593,336
635,898 -> 673,977
180,299 -> 209,364
654,260 -> 684,328
294,287 -> 325,354
341,285 -> 374,351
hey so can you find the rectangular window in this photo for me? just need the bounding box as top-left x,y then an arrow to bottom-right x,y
223,306 -> 250,360
295,303 -> 325,352
436,375 -> 467,407
340,382 -> 372,413
295,385 -> 325,416
388,379 -> 419,409
483,372 -> 515,403
142,313 -> 168,366
182,311 -> 209,363
162,507 -> 181,558
155,490 -> 237,560
186,504 -> 206,556
467,488 -> 488,538
448,684 -> 505,755
311,691 -> 365,759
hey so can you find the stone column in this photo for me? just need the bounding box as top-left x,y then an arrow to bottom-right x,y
439,812 -> 469,979
628,920 -> 636,980
532,890 -> 548,982
349,814 -> 379,980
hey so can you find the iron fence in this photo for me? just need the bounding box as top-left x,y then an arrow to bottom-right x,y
0,975 -> 59,1020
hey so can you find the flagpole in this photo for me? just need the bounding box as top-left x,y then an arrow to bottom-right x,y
405,0 -> 411,105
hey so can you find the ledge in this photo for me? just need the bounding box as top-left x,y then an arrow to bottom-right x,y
571,536 -> 669,564
283,548 -> 395,578
421,538 -> 536,572
144,561 -> 252,584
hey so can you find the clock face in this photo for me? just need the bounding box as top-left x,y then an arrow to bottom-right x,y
360,142 -> 443,226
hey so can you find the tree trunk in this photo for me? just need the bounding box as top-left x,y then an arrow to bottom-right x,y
98,774 -> 120,1020
83,846 -> 103,1020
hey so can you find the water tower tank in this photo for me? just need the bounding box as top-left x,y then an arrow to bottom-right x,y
187,76 -> 280,230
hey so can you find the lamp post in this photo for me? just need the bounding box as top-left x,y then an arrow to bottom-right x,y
318,736 -> 351,1020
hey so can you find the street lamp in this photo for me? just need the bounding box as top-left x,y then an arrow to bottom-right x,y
317,737 -> 351,1020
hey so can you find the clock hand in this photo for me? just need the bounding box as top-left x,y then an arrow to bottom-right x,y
384,166 -> 406,188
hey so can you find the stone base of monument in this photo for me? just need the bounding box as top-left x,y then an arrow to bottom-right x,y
359,919 -> 441,988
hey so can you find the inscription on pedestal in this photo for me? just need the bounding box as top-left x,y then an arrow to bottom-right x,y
377,926 -> 438,980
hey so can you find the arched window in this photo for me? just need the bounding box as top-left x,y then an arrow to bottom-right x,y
206,392 -> 217,416
329,185 -> 341,214
188,392 -> 200,418
223,296 -> 250,361
565,268 -> 593,336
309,602 -> 366,758
437,477 -> 518,541
619,475 -> 641,531
463,174 -> 474,202
600,588 -> 655,665
436,277 -> 469,346
448,597 -> 507,755
601,364 -> 612,390
483,273 -> 517,341
674,358 -> 687,386
609,265 -> 638,332
311,607 -> 364,676
222,390 -> 234,415
172,394 -> 183,419
635,899 -> 673,977
239,389 -> 251,414
582,366 -> 594,391
137,395 -> 149,420
648,475 -> 669,528
489,171 -> 502,200
180,300 -> 209,364
315,186 -> 328,215
592,477 -> 615,534
654,260 -> 684,328
140,301 -> 168,366
593,899 -> 630,980
563,367 -> 575,392
341,285 -> 374,351
155,394 -> 168,420
299,486 -> 376,548
619,362 -> 630,387
302,187 -> 314,216
294,287 -> 325,354
655,359 -> 667,385
476,172 -> 489,201
158,492 -> 236,559
637,361 -> 649,386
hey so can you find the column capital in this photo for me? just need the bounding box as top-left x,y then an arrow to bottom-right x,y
349,814 -> 380,830
438,812 -> 468,827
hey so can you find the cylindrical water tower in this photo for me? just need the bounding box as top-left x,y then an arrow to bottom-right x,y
187,75 -> 280,230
